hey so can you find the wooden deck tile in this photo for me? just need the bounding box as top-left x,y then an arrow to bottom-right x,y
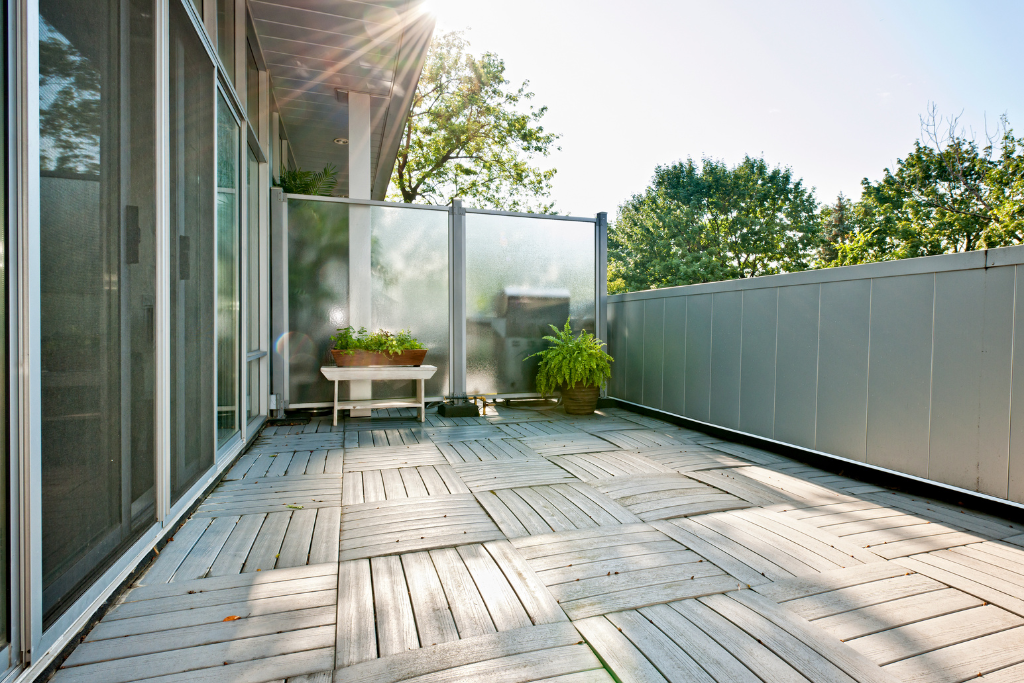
654,509 -> 875,586
475,484 -> 640,538
451,458 -> 581,492
511,525 -> 737,619
193,474 -> 341,518
546,451 -> 675,480
339,494 -> 504,561
589,474 -> 750,521
790,500 -> 1006,559
516,432 -> 620,457
638,446 -> 752,473
685,468 -> 793,506
847,605 -> 1024,666
252,433 -> 346,450
56,407 -> 1024,683
407,424 -> 507,443
342,465 -> 469,504
884,626 -> 1024,683
594,429 -> 686,450
895,552 -> 1024,618
335,543 -> 566,669
437,438 -> 538,462
342,443 -> 446,471
337,623 -> 607,683
54,565 -> 340,683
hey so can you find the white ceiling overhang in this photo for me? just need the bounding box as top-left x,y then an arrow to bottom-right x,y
250,0 -> 434,199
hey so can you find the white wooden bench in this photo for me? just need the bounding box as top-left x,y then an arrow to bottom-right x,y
320,365 -> 438,425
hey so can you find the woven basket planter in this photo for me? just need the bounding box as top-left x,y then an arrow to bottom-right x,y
561,384 -> 600,415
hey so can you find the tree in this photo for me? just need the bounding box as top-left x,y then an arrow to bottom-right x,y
387,30 -> 560,212
608,156 -> 819,293
818,108 -> 1024,267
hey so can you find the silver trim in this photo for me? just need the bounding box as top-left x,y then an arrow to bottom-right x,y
282,193 -> 449,211
464,206 -> 596,223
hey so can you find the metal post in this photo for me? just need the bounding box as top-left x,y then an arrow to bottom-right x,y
269,187 -> 288,413
348,92 -> 372,416
595,212 -> 608,344
439,198 -> 476,416
154,0 -> 171,520
596,212 -> 608,398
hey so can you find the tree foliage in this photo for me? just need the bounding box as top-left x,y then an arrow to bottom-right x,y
610,108 -> 1024,293
817,109 -> 1024,267
609,156 -> 819,293
388,30 -> 560,212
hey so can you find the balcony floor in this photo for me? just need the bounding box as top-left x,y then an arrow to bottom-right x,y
53,406 -> 1024,683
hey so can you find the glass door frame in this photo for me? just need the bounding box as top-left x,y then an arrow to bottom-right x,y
214,77 -> 242,459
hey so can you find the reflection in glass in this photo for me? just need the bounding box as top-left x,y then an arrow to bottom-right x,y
371,206 -> 449,398
169,0 -> 215,502
38,0 -> 156,624
286,200 -> 348,405
217,0 -> 234,83
466,214 -> 596,395
247,146 -> 260,353
217,97 -> 240,445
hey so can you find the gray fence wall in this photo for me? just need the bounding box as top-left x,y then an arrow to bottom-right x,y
607,246 -> 1024,506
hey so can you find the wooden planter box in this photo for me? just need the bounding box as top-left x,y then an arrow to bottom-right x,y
330,348 -> 428,367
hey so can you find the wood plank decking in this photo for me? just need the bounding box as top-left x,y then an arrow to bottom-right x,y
50,406 -> 1024,683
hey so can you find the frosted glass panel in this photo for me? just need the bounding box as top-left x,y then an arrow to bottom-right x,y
287,200 -> 349,405
371,206 -> 449,399
466,214 -> 596,394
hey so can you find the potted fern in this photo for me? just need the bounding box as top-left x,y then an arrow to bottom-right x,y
527,319 -> 614,415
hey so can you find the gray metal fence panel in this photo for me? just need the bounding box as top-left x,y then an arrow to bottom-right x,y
710,291 -> 742,430
1010,266 -> 1024,503
623,300 -> 645,405
816,279 -> 871,461
642,299 -> 665,410
684,294 -> 713,422
607,301 -> 624,398
739,288 -> 778,439
774,284 -> 820,450
978,267 -> 1015,499
606,247 -> 1024,506
866,273 -> 934,478
662,297 -> 687,417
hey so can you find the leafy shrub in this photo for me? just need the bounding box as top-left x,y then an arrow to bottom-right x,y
331,327 -> 424,356
278,163 -> 338,196
527,319 -> 613,395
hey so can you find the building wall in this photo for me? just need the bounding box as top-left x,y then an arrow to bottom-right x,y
608,246 -> 1024,506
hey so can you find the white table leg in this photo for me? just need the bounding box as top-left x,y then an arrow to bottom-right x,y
417,378 -> 425,422
333,379 -> 339,427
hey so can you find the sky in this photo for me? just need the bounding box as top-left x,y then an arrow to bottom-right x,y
427,0 -> 1024,217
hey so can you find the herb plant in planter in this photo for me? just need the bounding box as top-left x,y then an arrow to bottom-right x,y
330,327 -> 427,366
527,319 -> 614,415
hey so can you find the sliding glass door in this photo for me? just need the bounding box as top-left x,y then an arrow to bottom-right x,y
38,0 -> 157,624
169,0 -> 215,503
